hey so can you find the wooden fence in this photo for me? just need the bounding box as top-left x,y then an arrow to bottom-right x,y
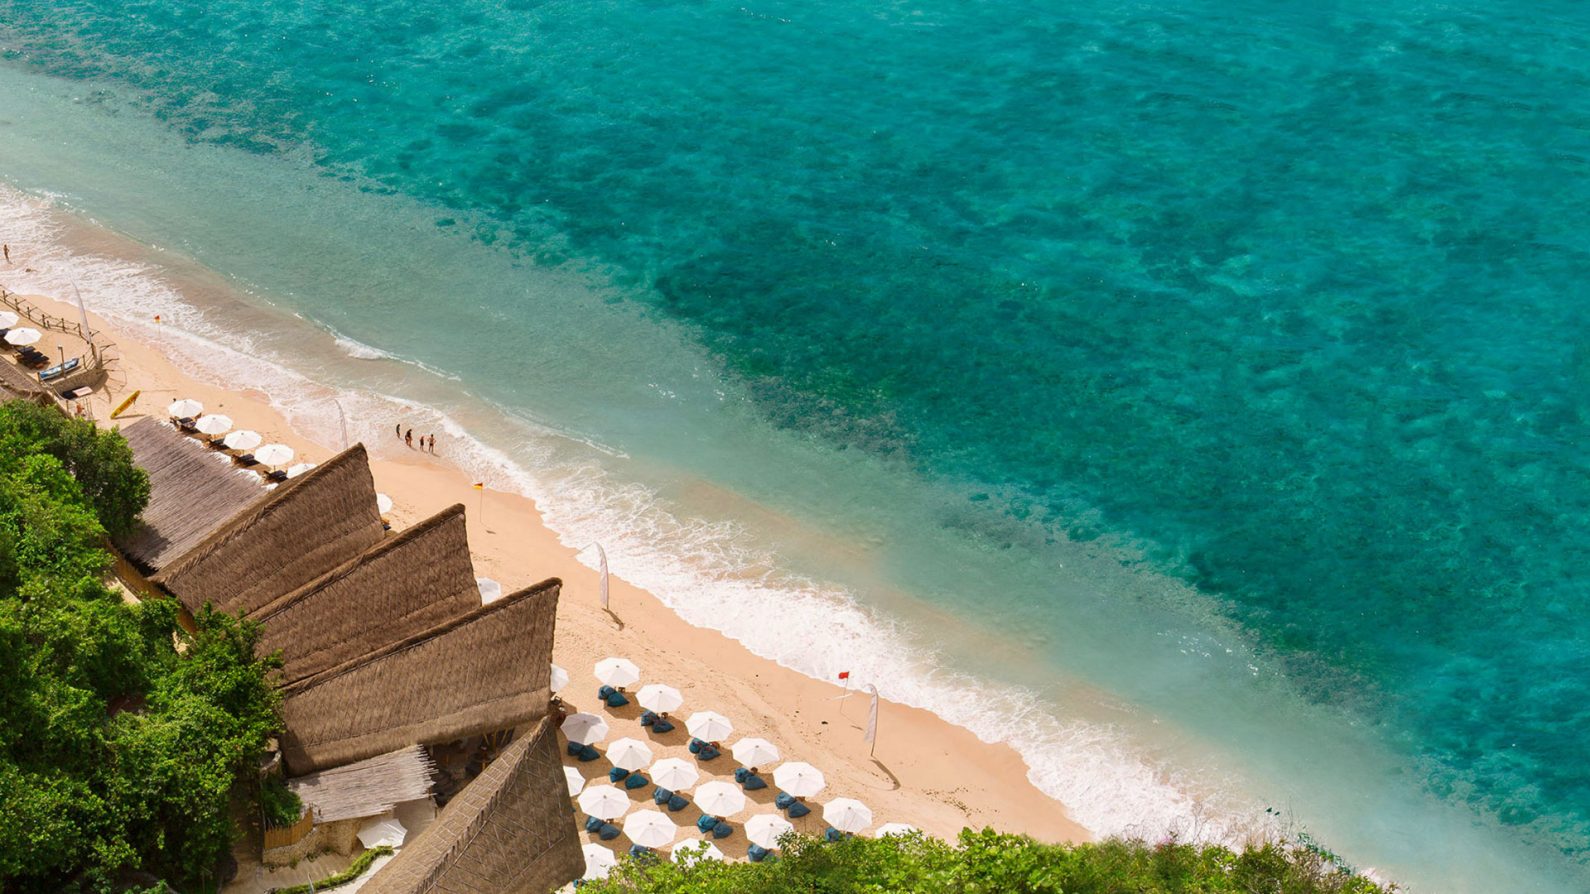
263,807 -> 314,851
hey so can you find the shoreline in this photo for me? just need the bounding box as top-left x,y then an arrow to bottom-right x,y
15,285 -> 1090,845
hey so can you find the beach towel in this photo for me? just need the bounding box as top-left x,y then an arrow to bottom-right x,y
775,792 -> 796,810
624,772 -> 650,790
598,823 -> 622,841
787,802 -> 811,818
696,815 -> 719,833
712,822 -> 734,839
667,794 -> 689,812
748,844 -> 771,862
609,767 -> 631,783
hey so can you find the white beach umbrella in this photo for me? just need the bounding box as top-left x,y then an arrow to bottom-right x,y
773,762 -> 826,798
582,843 -> 618,880
622,809 -> 677,848
285,462 -> 317,478
731,737 -> 780,768
576,784 -> 630,820
5,327 -> 41,346
476,577 -> 503,604
648,758 -> 700,792
222,429 -> 261,451
0,311 -> 18,328
875,822 -> 919,837
693,781 -> 746,818
356,815 -> 408,848
670,840 -> 724,864
823,798 -> 873,833
194,414 -> 233,436
636,683 -> 684,714
561,712 -> 610,745
168,398 -> 204,418
550,663 -> 570,693
595,656 -> 641,688
563,766 -> 587,797
745,814 -> 795,849
376,492 -> 394,515
255,443 -> 295,467
606,737 -> 654,772
685,711 -> 733,742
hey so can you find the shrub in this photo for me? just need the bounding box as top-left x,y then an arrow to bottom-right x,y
261,775 -> 305,828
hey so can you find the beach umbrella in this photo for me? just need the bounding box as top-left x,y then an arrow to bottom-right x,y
285,462 -> 317,478
745,814 -> 795,849
168,398 -> 204,418
685,711 -> 733,742
671,841 -> 724,864
875,822 -> 919,837
255,443 -> 295,467
194,414 -> 233,436
823,798 -> 872,833
773,762 -> 826,798
376,492 -> 394,515
693,781 -> 746,818
595,656 -> 641,688
731,737 -> 780,768
648,758 -> 700,792
476,577 -> 503,604
550,663 -> 570,693
222,429 -> 261,451
5,327 -> 41,346
622,809 -> 677,848
0,311 -> 17,328
356,816 -> 407,848
606,737 -> 654,772
582,843 -> 618,880
563,766 -> 587,797
577,784 -> 630,820
562,712 -> 610,745
637,683 -> 684,714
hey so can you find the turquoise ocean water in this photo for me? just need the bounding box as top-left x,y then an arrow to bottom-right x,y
2,1 -> 1588,889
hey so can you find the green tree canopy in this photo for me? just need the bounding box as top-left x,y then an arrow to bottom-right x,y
0,399 -> 149,538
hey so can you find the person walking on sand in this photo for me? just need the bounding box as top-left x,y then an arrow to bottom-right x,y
2,244 -> 9,264
395,423 -> 402,438
405,429 -> 413,448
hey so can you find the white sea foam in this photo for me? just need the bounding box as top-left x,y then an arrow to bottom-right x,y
0,182 -> 1263,848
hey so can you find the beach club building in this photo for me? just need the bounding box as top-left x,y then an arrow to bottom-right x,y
109,418 -> 584,893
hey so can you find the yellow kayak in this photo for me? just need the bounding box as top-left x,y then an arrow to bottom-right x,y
110,389 -> 140,419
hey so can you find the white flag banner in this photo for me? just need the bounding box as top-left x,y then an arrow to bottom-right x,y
864,684 -> 879,754
596,543 -> 610,609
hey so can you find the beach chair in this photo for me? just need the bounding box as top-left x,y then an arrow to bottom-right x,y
233,453 -> 259,468
787,802 -> 811,818
624,772 -> 650,790
598,823 -> 621,841
695,815 -> 719,833
608,767 -> 631,783
748,844 -> 771,862
711,822 -> 734,839
263,470 -> 288,483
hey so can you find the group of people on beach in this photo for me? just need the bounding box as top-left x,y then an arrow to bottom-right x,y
397,424 -> 437,454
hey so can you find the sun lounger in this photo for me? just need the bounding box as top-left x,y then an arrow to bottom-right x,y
695,815 -> 719,833
609,767 -> 631,783
787,802 -> 811,818
666,794 -> 688,812
598,823 -> 621,841
711,822 -> 733,839
775,792 -> 796,810
624,772 -> 649,790
263,470 -> 288,482
748,844 -> 771,862
233,453 -> 259,467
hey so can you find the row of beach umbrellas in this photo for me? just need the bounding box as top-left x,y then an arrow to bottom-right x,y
0,313 -> 41,346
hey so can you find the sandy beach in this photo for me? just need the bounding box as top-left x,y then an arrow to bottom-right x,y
13,286 -> 1088,849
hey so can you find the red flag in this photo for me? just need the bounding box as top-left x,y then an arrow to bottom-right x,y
837,671 -> 850,680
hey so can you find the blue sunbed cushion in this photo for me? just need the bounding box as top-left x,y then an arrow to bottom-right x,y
667,794 -> 689,812
624,772 -> 650,790
605,691 -> 630,707
577,744 -> 601,762
824,827 -> 843,842
787,802 -> 811,818
695,814 -> 719,833
628,845 -> 651,858
697,745 -> 721,761
774,792 -> 796,810
712,822 -> 734,839
743,774 -> 767,790
640,710 -> 658,726
568,742 -> 585,757
609,767 -> 631,783
598,685 -> 616,700
733,767 -> 750,783
653,786 -> 674,804
584,816 -> 605,833
748,844 -> 770,862
688,738 -> 705,754
598,823 -> 622,841
652,718 -> 675,733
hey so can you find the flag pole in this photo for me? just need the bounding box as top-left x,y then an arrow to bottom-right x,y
864,684 -> 880,756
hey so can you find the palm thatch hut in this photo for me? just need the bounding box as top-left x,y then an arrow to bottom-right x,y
153,444 -> 385,616
361,718 -> 583,894
251,504 -> 482,685
114,418 -> 262,572
278,579 -> 561,775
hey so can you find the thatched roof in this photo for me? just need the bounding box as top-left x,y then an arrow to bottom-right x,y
251,504 -> 479,685
153,444 -> 385,616
114,419 -> 262,572
278,579 -> 561,775
287,745 -> 435,824
0,361 -> 47,399
361,718 -> 582,894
